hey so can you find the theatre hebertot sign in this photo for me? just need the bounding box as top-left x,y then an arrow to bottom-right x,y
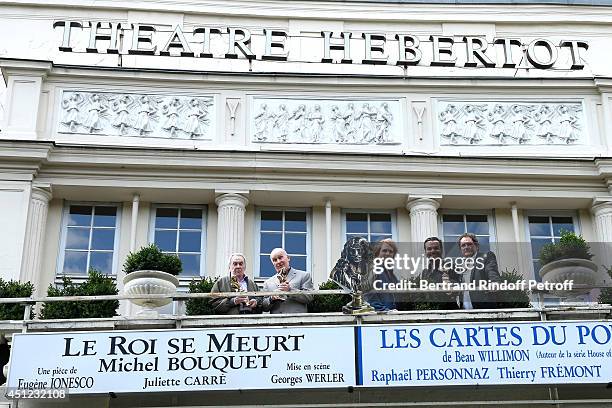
53,21 -> 588,70
8,321 -> 612,394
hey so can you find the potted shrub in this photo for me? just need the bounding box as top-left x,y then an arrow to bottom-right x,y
122,244 -> 181,311
185,277 -> 217,316
496,268 -> 530,308
0,279 -> 34,320
40,269 -> 118,319
538,231 -> 601,299
307,280 -> 351,313
598,267 -> 612,305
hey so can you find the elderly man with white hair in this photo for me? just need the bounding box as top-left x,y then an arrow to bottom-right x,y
262,248 -> 313,314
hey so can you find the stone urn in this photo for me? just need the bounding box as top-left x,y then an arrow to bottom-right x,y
539,258 -> 601,300
123,270 -> 179,314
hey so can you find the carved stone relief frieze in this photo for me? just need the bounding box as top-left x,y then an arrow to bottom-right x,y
0,71 -> 5,127
57,91 -> 215,139
437,101 -> 585,145
251,98 -> 401,145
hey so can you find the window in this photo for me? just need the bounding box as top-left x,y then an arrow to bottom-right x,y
344,211 -> 394,243
527,215 -> 575,278
441,212 -> 493,256
257,209 -> 308,278
59,204 -> 119,275
151,206 -> 206,277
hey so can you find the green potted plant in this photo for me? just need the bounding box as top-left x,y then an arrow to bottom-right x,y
40,269 -> 118,319
0,279 -> 34,320
122,244 -> 181,312
597,267 -> 612,305
185,277 -> 217,316
307,280 -> 351,313
538,231 -> 601,299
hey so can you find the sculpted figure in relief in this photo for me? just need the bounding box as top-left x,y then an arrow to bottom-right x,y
439,104 -> 461,144
356,103 -> 376,143
61,93 -> 84,132
343,103 -> 357,142
461,104 -> 486,144
162,97 -> 182,137
83,93 -> 107,133
111,95 -> 134,135
488,104 -> 511,144
307,104 -> 324,142
289,104 -> 307,142
508,104 -> 534,145
534,105 -> 555,143
375,102 -> 393,143
184,98 -> 212,139
254,104 -> 273,141
557,105 -> 579,144
134,95 -> 158,136
330,105 -> 348,143
275,104 -> 290,142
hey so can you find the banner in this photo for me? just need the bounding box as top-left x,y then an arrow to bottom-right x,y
359,321 -> 612,386
7,326 -> 355,394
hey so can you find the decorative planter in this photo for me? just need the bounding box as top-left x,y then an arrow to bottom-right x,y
539,258 -> 601,299
123,270 -> 179,312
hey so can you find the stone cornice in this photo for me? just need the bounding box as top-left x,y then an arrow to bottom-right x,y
3,0 -> 612,23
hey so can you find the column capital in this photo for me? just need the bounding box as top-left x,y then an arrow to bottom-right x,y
591,196 -> 612,216
31,186 -> 52,203
406,196 -> 441,212
215,192 -> 249,208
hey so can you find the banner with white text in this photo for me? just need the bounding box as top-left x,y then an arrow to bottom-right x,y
7,326 -> 355,394
358,321 -> 612,386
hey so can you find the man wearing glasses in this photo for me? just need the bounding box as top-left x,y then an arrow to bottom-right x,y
457,233 -> 501,309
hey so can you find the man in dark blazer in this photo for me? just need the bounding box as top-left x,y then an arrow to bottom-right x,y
262,248 -> 313,314
211,254 -> 261,314
419,237 -> 461,310
457,233 -> 501,309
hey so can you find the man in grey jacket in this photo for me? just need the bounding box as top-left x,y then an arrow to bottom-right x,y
262,248 -> 313,314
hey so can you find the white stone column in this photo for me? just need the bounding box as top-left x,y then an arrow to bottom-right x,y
215,192 -> 249,276
592,199 -> 612,269
20,186 -> 52,283
406,197 -> 440,244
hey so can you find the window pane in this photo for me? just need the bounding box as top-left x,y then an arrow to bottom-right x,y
179,254 -> 200,276
180,208 -> 202,229
285,233 -> 306,255
261,211 -> 282,231
155,230 -> 177,252
477,236 -> 490,253
68,205 -> 92,226
155,208 -> 179,229
63,251 -> 88,275
260,232 -> 282,254
442,215 -> 465,235
65,228 -> 90,250
528,217 -> 550,236
552,217 -> 574,236
93,206 -> 117,227
285,211 -> 307,232
466,215 -> 488,235
290,256 -> 307,271
531,238 -> 552,259
370,213 -> 392,234
346,213 -> 368,233
90,252 -> 113,274
443,239 -> 461,257
179,231 -> 201,253
259,255 -> 276,277
91,228 -> 115,251
370,234 -> 391,243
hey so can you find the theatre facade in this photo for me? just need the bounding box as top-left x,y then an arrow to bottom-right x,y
1,0 -> 612,406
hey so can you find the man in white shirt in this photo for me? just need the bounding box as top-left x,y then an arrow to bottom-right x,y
457,233 -> 501,309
